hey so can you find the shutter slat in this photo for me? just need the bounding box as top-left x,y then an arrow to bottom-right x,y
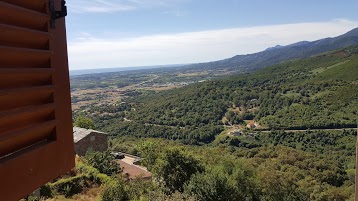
0,103 -> 55,119
0,120 -> 56,142
0,2 -> 49,31
0,68 -> 54,74
0,85 -> 54,97
0,24 -> 50,49
0,46 -> 51,55
0,104 -> 55,134
0,113 -> 55,136
1,0 -> 47,13
0,69 -> 53,89
0,121 -> 57,157
0,85 -> 54,112
0,90 -> 54,111
0,46 -> 51,68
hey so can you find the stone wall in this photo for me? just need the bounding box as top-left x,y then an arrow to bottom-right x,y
75,132 -> 108,156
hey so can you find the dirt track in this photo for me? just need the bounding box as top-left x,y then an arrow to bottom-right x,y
258,128 -> 357,133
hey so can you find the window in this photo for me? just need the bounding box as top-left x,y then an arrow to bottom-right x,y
0,0 -> 74,200
91,136 -> 96,141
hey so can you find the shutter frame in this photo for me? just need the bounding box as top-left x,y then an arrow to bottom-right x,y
0,0 -> 74,200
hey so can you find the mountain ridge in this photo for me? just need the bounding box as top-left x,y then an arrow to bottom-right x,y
184,27 -> 358,72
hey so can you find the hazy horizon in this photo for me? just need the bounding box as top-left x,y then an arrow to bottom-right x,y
66,0 -> 358,70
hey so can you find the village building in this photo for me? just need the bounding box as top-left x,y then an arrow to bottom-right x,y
247,122 -> 256,129
73,127 -> 108,156
247,121 -> 260,129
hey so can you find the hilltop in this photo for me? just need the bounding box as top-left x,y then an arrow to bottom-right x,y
183,27 -> 358,73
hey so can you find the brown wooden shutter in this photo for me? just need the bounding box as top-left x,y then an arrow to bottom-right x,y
0,0 -> 74,200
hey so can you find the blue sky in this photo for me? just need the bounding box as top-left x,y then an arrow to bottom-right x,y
66,0 -> 358,70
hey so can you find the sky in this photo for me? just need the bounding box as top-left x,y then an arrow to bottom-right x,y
65,0 -> 358,70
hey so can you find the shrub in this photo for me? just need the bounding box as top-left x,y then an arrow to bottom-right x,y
85,151 -> 121,176
76,161 -> 112,185
96,173 -> 112,184
74,115 -> 95,129
50,175 -> 87,198
101,179 -> 129,201
154,148 -> 204,193
40,184 -> 53,198
185,171 -> 237,201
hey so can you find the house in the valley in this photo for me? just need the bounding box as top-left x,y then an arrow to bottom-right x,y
73,127 -> 108,156
247,122 -> 256,129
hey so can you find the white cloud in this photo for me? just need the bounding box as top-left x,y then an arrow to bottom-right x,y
68,19 -> 358,70
163,10 -> 187,17
68,0 -> 134,13
68,0 -> 180,13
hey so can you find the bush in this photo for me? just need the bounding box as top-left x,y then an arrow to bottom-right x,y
74,115 -> 95,129
85,151 -> 121,176
185,171 -> 237,201
45,161 -> 113,198
77,161 -> 100,177
102,179 -> 129,201
76,161 -> 112,184
96,173 -> 113,184
40,184 -> 53,198
50,175 -> 88,198
154,148 -> 204,193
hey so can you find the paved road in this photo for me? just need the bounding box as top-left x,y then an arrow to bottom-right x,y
258,128 -> 357,133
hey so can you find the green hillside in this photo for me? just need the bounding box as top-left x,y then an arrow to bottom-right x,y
67,46 -> 358,201
100,46 -> 358,144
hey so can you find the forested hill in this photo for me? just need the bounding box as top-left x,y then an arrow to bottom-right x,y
184,27 -> 358,73
101,46 -> 358,144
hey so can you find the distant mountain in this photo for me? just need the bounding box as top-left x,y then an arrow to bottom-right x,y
185,27 -> 358,72
265,45 -> 283,51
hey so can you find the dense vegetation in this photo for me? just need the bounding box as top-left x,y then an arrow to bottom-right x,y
94,46 -> 358,145
37,127 -> 357,201
108,129 -> 357,201
60,46 -> 358,201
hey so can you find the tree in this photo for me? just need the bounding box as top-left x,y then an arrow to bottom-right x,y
136,140 -> 159,171
185,170 -> 237,201
153,148 -> 203,193
102,179 -> 129,201
85,151 -> 121,176
74,115 -> 95,129
257,167 -> 308,201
